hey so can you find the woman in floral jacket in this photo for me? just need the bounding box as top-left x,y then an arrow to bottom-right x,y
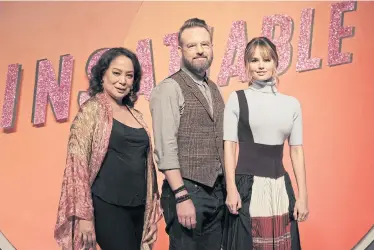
54,47 -> 162,250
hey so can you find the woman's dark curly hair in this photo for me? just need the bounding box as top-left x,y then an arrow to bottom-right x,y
88,47 -> 142,107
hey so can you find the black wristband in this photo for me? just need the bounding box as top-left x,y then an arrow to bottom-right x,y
173,185 -> 186,195
175,194 -> 191,204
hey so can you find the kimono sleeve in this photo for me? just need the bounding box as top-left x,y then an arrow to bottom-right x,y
54,99 -> 99,249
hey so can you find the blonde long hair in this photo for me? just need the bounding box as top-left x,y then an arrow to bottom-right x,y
244,37 -> 279,86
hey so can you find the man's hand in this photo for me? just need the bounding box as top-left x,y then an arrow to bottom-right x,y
176,190 -> 196,229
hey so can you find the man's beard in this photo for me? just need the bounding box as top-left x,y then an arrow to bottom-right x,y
182,55 -> 213,75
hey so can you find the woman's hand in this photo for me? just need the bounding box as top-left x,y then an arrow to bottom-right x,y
293,198 -> 309,222
225,186 -> 242,215
289,145 -> 309,222
78,219 -> 96,250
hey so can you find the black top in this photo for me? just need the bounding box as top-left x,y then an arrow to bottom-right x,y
235,90 -> 286,179
91,119 -> 149,206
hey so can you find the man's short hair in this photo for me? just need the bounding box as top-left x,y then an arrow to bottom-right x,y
178,18 -> 212,46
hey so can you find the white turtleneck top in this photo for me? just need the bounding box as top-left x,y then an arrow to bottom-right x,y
223,81 -> 303,146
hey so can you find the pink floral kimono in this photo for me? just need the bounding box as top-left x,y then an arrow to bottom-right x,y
54,92 -> 162,250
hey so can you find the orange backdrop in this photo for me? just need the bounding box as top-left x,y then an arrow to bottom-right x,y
0,2 -> 373,250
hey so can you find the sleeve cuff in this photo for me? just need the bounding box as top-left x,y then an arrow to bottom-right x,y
223,136 -> 238,142
156,158 -> 181,171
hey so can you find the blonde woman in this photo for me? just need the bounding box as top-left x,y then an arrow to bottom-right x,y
222,37 -> 309,250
